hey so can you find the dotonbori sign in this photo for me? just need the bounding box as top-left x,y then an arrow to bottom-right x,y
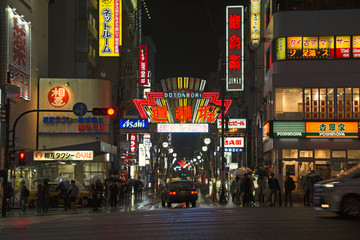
134,91 -> 231,123
226,6 -> 244,91
119,119 -> 148,129
33,151 -> 93,161
217,118 -> 246,129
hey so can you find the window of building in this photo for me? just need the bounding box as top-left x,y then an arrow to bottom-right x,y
299,150 -> 313,158
275,88 -> 303,120
332,150 -> 346,158
315,149 -> 330,159
282,149 -> 298,158
348,150 -> 360,159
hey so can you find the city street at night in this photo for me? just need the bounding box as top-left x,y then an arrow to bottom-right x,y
0,197 -> 359,240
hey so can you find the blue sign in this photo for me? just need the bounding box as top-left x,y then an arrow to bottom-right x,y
73,102 -> 88,117
219,147 -> 245,152
119,119 -> 148,129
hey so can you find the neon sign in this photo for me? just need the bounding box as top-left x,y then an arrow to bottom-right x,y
226,6 -> 244,91
134,92 -> 232,123
138,45 -> 148,85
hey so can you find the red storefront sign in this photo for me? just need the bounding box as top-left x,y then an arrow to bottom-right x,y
130,133 -> 137,152
138,45 -> 148,85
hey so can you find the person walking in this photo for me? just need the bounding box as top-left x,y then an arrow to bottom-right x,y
242,174 -> 252,206
257,175 -> 266,206
63,181 -> 71,210
42,181 -> 50,214
109,182 -> 119,208
20,180 -> 29,211
138,181 -> 144,201
35,183 -> 44,215
235,176 -> 242,205
230,179 -> 237,203
268,173 -> 280,206
68,180 -> 79,213
284,172 -> 296,207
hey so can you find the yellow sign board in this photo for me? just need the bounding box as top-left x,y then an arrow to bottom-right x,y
306,122 -> 358,138
287,37 -> 302,49
250,0 -> 261,42
303,37 -> 318,49
276,38 -> 286,60
99,0 -> 122,57
34,151 -> 94,161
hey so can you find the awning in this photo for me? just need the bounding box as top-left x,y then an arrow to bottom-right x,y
44,141 -> 118,156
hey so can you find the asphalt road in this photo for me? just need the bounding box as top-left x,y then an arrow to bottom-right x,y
0,201 -> 359,240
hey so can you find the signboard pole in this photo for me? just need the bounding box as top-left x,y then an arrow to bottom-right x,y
219,79 -> 227,204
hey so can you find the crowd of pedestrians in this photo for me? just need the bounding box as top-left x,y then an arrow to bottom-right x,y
230,171 -> 299,207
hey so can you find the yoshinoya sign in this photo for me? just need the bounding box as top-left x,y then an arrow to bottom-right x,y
306,122 -> 358,138
119,119 -> 148,129
34,151 -> 93,161
273,122 -> 305,138
217,118 -> 246,129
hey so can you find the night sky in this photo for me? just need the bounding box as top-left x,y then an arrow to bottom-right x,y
147,0 -> 247,80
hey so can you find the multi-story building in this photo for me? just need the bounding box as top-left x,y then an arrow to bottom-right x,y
256,0 -> 360,188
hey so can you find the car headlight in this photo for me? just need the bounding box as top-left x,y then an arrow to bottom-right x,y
322,181 -> 340,188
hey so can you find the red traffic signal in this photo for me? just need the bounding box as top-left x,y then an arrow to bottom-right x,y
19,152 -> 26,166
92,107 -> 116,116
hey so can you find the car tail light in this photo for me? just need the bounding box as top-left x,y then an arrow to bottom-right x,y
169,191 -> 177,195
190,190 -> 198,195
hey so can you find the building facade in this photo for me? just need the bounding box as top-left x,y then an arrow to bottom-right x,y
258,0 -> 360,188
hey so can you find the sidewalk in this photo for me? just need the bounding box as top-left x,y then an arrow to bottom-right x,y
1,192 -> 160,218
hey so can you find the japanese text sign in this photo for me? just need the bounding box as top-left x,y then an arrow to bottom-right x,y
262,122 -> 270,142
99,0 -> 122,57
217,118 -> 246,129
336,36 -> 351,59
130,133 -> 137,152
33,151 -> 93,161
353,35 -> 360,58
48,87 -> 69,107
306,122 -> 358,138
7,8 -> 31,100
250,0 -> 261,42
157,123 -> 209,133
138,45 -> 148,85
220,137 -> 244,148
226,6 -> 244,91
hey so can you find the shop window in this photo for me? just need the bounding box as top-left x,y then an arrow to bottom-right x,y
299,150 -> 313,158
348,150 -> 360,159
282,149 -> 298,159
275,88 -> 303,120
314,149 -> 330,159
332,150 -> 346,158
331,162 -> 347,178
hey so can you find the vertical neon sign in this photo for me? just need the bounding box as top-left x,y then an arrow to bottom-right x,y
138,45 -> 148,85
226,6 -> 244,91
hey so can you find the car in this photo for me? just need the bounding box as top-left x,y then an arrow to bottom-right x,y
161,180 -> 198,208
28,181 -> 90,208
313,164 -> 360,217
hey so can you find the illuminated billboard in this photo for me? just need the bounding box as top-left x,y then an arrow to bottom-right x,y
133,77 -> 232,123
226,6 -> 244,91
157,123 -> 209,133
99,0 -> 122,57
7,7 -> 31,100
273,122 -> 305,138
275,35 -> 360,60
262,122 -> 271,142
138,45 -> 148,85
306,122 -> 358,138
250,0 -> 261,43
217,118 -> 246,129
34,151 -> 93,161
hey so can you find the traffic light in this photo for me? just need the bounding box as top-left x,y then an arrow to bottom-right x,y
92,107 -> 116,116
19,151 -> 26,166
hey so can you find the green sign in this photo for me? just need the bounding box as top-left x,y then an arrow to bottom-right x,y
273,122 -> 305,138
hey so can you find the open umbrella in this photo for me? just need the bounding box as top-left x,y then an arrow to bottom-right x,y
33,177 -> 50,183
234,167 -> 253,177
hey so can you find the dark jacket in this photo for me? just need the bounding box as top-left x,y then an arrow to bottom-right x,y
268,177 -> 280,190
284,177 -> 295,191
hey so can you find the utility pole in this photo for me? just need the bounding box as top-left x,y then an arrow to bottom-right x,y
219,78 -> 227,204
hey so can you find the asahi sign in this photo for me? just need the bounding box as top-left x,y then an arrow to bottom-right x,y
119,119 -> 148,129
273,122 -> 305,138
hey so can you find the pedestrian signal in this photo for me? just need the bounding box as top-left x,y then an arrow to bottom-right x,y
92,107 -> 116,116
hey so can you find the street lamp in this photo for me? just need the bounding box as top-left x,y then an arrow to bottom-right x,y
202,146 -> 208,152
